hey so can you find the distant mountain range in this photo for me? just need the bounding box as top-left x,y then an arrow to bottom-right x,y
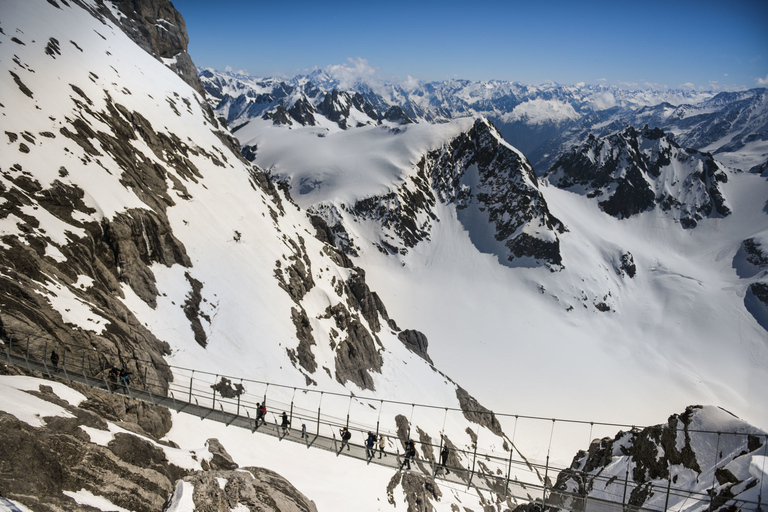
200,69 -> 768,173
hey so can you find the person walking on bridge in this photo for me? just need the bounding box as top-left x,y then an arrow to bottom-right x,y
281,411 -> 291,436
400,439 -> 416,470
378,434 -> 386,458
255,402 -> 266,429
339,427 -> 351,452
365,432 -> 376,460
50,350 -> 59,372
439,445 -> 451,475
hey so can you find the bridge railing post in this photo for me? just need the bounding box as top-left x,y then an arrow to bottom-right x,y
188,371 -> 194,403
212,374 -> 218,410
42,342 -> 52,378
542,419 -> 556,509
503,444 -> 513,500
82,352 -> 89,386
61,350 -> 71,383
4,333 -> 11,363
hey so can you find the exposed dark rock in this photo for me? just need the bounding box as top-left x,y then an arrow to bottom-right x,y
397,329 -> 432,364
203,438 -> 238,471
210,377 -> 244,400
619,251 -> 636,278
109,0 -> 206,96
182,272 -> 208,348
547,126 -> 732,227
274,237 -> 315,303
383,105 -> 413,124
9,70 -> 33,98
318,89 -> 378,129
289,306 -> 317,374
105,209 -> 192,308
0,382 -> 186,512
550,406 -> 762,511
347,268 -> 390,333
455,386 -> 503,437
326,303 -> 383,390
165,467 -> 317,512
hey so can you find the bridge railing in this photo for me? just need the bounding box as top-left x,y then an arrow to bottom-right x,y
1,328 -> 764,511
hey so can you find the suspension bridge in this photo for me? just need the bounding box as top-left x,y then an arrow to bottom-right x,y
1,329 -> 764,511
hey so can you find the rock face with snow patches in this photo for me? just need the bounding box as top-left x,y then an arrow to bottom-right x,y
546,126 -> 731,227
549,405 -> 767,512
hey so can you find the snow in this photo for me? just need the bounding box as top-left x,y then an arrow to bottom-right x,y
0,498 -> 35,512
0,375 -> 78,427
35,278 -> 109,334
235,117 -> 477,209
164,481 -> 195,512
62,489 -> 133,512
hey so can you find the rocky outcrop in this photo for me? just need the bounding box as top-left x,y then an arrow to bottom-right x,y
397,329 -> 432,364
547,126 -> 732,227
164,467 -> 318,512
110,0 -> 205,96
0,376 -> 186,512
325,303 -> 383,390
317,90 -> 379,129
456,386 -> 503,437
549,406 -> 766,512
202,438 -> 238,471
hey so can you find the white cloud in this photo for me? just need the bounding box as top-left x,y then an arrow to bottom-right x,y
400,74 -> 420,91
223,65 -> 248,76
681,82 -> 696,89
325,57 -> 379,90
590,91 -> 616,110
757,74 -> 768,86
596,78 -> 607,82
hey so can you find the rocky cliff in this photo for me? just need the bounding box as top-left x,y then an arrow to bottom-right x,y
546,126 -> 731,227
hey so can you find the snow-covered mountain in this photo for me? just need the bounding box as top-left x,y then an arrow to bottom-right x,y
546,126 -> 731,227
2,0 -> 768,511
199,68 -> 767,173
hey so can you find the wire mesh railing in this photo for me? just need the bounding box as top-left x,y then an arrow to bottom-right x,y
1,327 -> 765,511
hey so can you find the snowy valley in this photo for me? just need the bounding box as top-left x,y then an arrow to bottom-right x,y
0,0 -> 767,511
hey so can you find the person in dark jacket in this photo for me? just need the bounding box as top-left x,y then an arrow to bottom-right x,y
440,445 -> 451,474
281,411 -> 291,435
365,432 -> 376,460
339,427 -> 351,451
255,402 -> 265,428
50,350 -> 59,372
401,439 -> 416,470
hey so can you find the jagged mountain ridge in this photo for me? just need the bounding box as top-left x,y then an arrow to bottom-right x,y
546,126 -> 731,227
199,68 -> 767,172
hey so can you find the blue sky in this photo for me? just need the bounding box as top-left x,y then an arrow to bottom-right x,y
175,0 -> 768,90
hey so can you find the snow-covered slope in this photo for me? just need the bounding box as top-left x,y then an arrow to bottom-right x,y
0,1 -> 525,510
227,83 -> 768,446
